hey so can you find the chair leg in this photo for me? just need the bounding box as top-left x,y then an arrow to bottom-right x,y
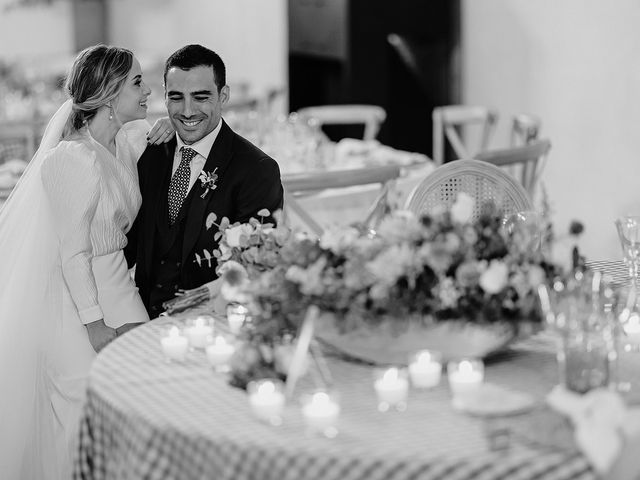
284,192 -> 325,237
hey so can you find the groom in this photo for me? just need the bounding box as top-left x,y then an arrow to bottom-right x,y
126,44 -> 283,318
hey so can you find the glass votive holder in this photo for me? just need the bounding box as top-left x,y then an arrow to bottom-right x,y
373,367 -> 409,412
408,350 -> 442,389
301,390 -> 340,438
247,378 -> 286,426
226,303 -> 249,335
447,358 -> 484,397
184,315 -> 214,349
561,330 -> 611,394
205,335 -> 236,373
160,324 -> 188,362
622,311 -> 640,351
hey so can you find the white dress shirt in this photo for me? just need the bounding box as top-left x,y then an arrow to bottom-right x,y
172,120 -> 222,192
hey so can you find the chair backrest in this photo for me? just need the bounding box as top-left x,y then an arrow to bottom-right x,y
0,120 -> 41,163
282,164 -> 402,236
405,159 -> 533,220
475,139 -> 551,198
432,105 -> 498,165
511,113 -> 541,146
296,105 -> 386,141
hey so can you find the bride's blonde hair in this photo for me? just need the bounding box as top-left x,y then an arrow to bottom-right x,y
64,44 -> 133,136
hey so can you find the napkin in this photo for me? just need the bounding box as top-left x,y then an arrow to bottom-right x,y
546,385 -> 640,474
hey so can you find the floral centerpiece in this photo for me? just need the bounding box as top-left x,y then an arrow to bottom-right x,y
212,194 -> 563,384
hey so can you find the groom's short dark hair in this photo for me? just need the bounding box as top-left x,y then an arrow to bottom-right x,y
164,44 -> 226,93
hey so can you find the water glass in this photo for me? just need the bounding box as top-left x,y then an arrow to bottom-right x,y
560,325 -> 613,393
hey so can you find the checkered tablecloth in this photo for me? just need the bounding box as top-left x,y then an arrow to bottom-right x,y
585,259 -> 630,286
72,312 -> 600,480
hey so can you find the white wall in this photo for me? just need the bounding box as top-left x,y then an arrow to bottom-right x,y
462,0 -> 640,262
108,0 -> 287,102
0,1 -> 73,62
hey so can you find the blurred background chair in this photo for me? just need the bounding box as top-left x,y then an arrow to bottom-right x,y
432,105 -> 498,165
475,138 -> 551,198
296,105 -> 387,141
405,159 -> 532,220
282,164 -> 401,236
0,120 -> 40,163
511,113 -> 541,146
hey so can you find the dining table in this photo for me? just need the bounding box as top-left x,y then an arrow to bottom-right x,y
72,301 -> 622,480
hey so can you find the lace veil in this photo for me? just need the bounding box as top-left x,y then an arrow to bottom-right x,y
0,99 -> 72,477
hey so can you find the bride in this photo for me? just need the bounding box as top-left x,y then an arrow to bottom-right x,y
0,45 -> 172,479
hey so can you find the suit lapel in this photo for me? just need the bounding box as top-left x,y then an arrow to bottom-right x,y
144,140 -> 176,276
182,120 -> 234,264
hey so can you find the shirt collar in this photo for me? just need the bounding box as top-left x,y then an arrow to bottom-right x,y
176,119 -> 222,159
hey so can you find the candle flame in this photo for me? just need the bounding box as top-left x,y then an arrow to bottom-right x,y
459,360 -> 473,374
215,335 -> 227,346
383,368 -> 399,382
195,317 -> 205,328
624,313 -> 640,334
417,351 -> 431,364
312,391 -> 330,405
169,326 -> 180,337
257,381 -> 276,395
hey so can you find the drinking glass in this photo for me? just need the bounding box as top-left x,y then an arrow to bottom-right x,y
503,210 -> 543,253
615,215 -> 640,284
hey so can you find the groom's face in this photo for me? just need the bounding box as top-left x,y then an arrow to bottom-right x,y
165,65 -> 229,145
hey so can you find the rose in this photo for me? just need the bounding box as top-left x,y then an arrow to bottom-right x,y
319,226 -> 361,254
450,192 -> 475,224
479,260 -> 509,294
225,224 -> 253,248
455,261 -> 482,288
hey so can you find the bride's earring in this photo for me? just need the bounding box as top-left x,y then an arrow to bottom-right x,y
108,104 -> 113,121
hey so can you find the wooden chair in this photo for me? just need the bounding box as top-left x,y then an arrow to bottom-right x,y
475,139 -> 551,198
282,164 -> 402,236
405,159 -> 533,220
0,120 -> 41,163
511,113 -> 541,146
296,105 -> 386,141
432,105 -> 498,165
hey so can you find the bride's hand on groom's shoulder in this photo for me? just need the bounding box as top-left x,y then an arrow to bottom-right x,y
86,319 -> 117,353
147,117 -> 175,145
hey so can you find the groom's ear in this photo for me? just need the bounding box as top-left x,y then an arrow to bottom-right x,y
220,85 -> 230,106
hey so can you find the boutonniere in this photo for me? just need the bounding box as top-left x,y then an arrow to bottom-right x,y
198,167 -> 219,199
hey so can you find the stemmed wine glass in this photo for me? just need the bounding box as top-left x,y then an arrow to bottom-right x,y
615,215 -> 640,285
614,216 -> 640,395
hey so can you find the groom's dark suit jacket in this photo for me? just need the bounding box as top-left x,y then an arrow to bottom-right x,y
125,119 -> 283,315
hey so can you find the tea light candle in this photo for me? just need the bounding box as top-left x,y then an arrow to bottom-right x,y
374,367 -> 409,411
206,335 -> 235,371
447,359 -> 484,396
408,350 -> 442,388
623,312 -> 640,345
160,326 -> 188,361
185,316 -> 213,349
302,391 -> 340,437
227,304 -> 249,335
248,379 -> 286,425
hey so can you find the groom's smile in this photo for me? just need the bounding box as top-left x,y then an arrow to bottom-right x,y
165,65 -> 229,145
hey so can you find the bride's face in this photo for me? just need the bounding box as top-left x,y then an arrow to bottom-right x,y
113,58 -> 151,124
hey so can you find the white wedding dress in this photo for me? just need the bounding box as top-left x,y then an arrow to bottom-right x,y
0,101 -> 149,480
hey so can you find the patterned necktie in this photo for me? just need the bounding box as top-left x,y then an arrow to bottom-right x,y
167,147 -> 196,225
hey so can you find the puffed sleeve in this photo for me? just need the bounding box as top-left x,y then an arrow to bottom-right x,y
118,119 -> 151,164
41,144 -> 102,324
